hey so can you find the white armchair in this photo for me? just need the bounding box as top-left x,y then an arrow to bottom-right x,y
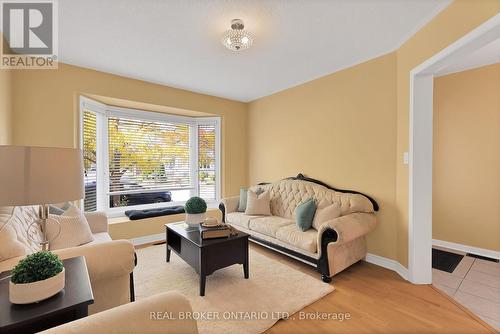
84,211 -> 109,233
0,206 -> 136,314
41,292 -> 199,334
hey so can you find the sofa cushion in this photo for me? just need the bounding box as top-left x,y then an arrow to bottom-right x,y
312,202 -> 341,230
88,232 -> 113,244
125,206 -> 185,220
49,205 -> 65,215
275,224 -> 318,253
237,188 -> 248,212
245,189 -> 271,216
249,216 -> 293,238
295,198 -> 316,231
47,206 -> 94,250
0,225 -> 27,261
0,206 -> 42,255
226,212 -> 260,229
238,187 -> 265,212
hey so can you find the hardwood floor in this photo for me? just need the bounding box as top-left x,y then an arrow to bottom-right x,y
246,244 -> 497,334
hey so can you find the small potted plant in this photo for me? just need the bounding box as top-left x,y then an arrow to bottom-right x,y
9,251 -> 65,304
184,196 -> 207,227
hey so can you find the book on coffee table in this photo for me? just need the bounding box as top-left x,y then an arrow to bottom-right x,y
199,224 -> 230,239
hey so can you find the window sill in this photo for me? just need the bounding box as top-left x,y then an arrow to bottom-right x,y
107,203 -> 221,225
107,207 -> 222,240
108,216 -> 134,225
104,200 -> 219,219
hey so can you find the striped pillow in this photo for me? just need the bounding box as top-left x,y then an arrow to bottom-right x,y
47,206 -> 94,250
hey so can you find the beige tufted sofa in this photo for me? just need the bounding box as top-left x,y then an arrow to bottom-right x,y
0,205 -> 136,314
220,175 -> 378,282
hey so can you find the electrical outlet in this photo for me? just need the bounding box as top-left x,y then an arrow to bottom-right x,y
403,152 -> 409,165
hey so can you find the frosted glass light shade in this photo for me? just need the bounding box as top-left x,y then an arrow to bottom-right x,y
221,19 -> 253,51
222,29 -> 253,51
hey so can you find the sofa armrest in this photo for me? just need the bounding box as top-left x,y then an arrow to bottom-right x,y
0,255 -> 25,273
84,211 -> 109,233
53,240 -> 135,282
317,212 -> 377,256
41,291 -> 198,334
221,196 -> 240,214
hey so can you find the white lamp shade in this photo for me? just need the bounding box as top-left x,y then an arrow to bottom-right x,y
0,146 -> 84,206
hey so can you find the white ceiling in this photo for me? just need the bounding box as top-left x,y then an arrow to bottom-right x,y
436,38 -> 500,76
59,0 -> 451,102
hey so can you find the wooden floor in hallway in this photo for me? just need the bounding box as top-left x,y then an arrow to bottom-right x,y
249,244 -> 497,334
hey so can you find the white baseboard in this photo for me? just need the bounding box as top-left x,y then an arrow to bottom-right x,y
364,253 -> 409,281
131,233 -> 164,246
433,239 -> 500,260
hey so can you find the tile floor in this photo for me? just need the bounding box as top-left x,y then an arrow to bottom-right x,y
432,246 -> 500,331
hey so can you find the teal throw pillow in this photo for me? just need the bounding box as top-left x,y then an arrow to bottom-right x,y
238,188 -> 247,212
295,198 -> 316,232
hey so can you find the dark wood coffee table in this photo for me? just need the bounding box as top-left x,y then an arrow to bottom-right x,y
165,222 -> 249,296
0,256 -> 94,334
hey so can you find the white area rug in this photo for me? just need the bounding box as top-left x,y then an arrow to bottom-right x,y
135,244 -> 334,334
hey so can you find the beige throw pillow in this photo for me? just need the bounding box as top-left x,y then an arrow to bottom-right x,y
0,225 -> 27,261
47,206 -> 94,250
245,189 -> 271,216
312,203 -> 341,230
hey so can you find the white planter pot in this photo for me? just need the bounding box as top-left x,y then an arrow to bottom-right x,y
185,212 -> 206,228
9,268 -> 65,304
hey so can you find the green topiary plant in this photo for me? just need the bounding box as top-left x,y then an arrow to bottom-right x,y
185,196 -> 207,214
11,251 -> 63,284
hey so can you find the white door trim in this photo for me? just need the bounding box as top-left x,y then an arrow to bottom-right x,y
408,14 -> 500,284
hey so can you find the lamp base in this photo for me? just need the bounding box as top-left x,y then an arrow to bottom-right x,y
38,204 -> 50,251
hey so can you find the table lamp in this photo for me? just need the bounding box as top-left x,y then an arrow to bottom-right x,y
0,146 -> 84,251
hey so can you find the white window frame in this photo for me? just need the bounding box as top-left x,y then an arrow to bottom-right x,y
79,96 -> 221,217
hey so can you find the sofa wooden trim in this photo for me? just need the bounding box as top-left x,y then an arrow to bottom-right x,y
130,252 -> 137,302
219,201 -> 338,282
272,173 -> 379,211
245,231 -> 338,283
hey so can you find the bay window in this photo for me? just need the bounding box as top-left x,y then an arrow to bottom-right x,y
80,97 -> 220,216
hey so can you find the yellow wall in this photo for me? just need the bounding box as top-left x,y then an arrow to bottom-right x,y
248,53 -> 398,260
248,1 -> 500,265
433,63 -> 500,251
10,63 -> 248,240
0,68 -> 11,144
11,63 -> 248,198
395,0 -> 500,266
0,35 -> 11,145
6,0 -> 500,260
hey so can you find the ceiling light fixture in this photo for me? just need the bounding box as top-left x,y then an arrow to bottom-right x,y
222,19 -> 253,51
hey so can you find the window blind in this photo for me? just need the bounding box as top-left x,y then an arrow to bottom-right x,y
83,111 -> 98,211
198,124 -> 216,201
107,116 -> 192,196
